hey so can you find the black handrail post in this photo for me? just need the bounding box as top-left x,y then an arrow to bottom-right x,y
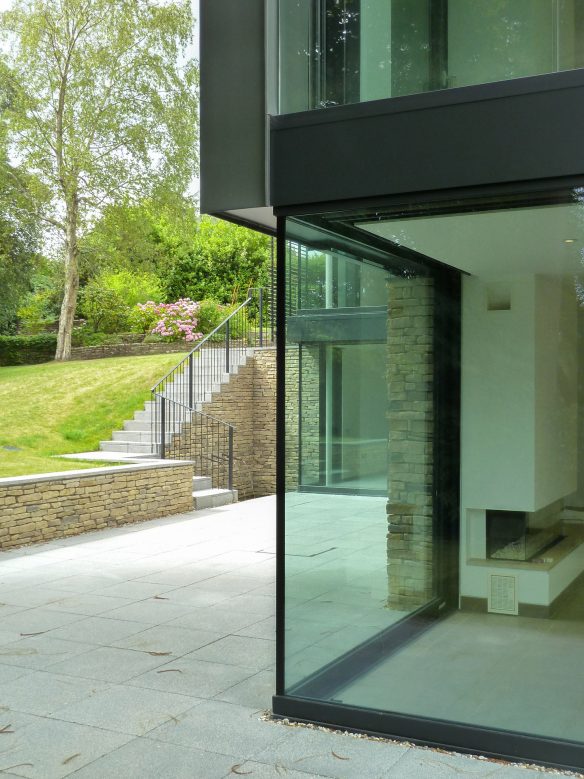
228,426 -> 234,491
259,288 -> 264,347
225,319 -> 230,373
160,397 -> 166,459
188,354 -> 193,408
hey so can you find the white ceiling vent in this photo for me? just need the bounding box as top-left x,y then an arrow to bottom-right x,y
488,574 -> 518,615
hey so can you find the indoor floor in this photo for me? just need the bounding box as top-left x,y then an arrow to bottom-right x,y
285,495 -> 584,745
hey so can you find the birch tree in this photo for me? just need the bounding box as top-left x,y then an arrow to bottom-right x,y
0,0 -> 198,359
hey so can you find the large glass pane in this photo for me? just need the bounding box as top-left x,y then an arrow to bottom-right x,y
278,0 -> 584,112
282,189 -> 584,746
283,218 -> 450,693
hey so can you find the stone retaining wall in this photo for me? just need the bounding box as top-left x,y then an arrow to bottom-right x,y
0,462 -> 194,549
71,343 -> 189,361
386,277 -> 435,610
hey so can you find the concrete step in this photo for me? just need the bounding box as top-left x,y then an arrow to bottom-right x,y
162,384 -> 222,399
166,369 -> 236,383
99,441 -> 157,454
193,475 -> 212,490
192,488 -> 237,510
100,347 -> 255,459
124,420 -> 182,433
124,420 -> 151,432
112,430 -> 157,444
133,403 -> 204,423
157,392 -> 213,405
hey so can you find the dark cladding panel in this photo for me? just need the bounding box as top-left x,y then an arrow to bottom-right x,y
200,0 -> 266,214
270,72 -> 584,209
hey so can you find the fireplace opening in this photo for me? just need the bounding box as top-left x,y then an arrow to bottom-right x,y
486,510 -> 564,562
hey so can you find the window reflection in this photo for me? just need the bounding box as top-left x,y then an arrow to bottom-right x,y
279,0 -> 584,112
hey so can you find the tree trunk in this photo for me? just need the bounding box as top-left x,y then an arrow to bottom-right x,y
55,195 -> 79,361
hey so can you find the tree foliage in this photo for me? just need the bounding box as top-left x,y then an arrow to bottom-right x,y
78,195 -> 199,281
0,0 -> 198,358
15,256 -> 63,334
164,217 -> 273,304
77,268 -> 163,332
0,218 -> 39,333
0,59 -> 43,333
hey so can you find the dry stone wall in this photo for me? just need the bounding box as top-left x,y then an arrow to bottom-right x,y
284,346 -> 300,490
0,462 -> 194,550
386,277 -> 435,610
70,343 -> 189,361
299,345 -> 321,486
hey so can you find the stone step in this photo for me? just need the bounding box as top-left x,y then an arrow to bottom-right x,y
99,441 -> 157,454
193,475 -> 212,490
123,420 -> 183,434
162,383 -> 223,398
112,430 -> 166,444
165,369 -> 236,383
123,420 -> 151,432
157,392 -> 213,405
100,347 -> 254,461
133,403 -> 204,423
192,488 -> 237,510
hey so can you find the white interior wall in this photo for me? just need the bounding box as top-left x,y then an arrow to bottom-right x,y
460,274 -> 579,604
567,306 -> 584,507
534,277 -> 578,509
461,275 -> 536,513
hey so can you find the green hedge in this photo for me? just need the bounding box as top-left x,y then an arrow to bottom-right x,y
0,334 -> 57,366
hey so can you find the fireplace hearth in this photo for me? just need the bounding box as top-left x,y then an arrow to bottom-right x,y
486,510 -> 563,562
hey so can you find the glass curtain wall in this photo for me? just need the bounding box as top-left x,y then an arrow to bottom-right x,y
280,188 -> 584,755
283,217 -> 459,694
285,234 -> 390,494
279,0 -> 584,112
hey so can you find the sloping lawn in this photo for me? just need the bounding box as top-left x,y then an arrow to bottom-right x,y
0,353 -> 187,478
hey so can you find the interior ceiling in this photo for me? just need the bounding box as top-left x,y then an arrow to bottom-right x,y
360,202 -> 584,277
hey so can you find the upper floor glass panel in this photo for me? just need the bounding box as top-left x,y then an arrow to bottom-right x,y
278,0 -> 584,113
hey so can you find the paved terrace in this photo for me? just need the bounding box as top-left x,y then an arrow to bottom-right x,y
0,496 -> 576,778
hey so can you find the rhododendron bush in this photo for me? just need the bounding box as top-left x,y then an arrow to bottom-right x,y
134,299 -> 203,342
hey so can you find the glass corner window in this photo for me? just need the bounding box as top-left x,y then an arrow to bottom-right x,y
278,0 -> 584,113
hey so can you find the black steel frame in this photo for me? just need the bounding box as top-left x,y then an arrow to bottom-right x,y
273,184 -> 584,772
271,695 -> 584,773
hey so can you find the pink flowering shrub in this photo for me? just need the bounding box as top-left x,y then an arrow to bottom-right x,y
134,299 -> 203,343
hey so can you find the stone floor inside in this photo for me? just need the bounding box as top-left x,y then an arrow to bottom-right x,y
284,492 -> 584,757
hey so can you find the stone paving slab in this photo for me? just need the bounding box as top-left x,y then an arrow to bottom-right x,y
0,496 -> 578,778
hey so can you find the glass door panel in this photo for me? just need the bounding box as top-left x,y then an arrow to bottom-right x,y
284,217 -> 458,697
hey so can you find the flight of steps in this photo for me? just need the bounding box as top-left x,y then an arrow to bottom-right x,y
192,475 -> 237,510
98,346 -> 253,511
99,347 -> 253,457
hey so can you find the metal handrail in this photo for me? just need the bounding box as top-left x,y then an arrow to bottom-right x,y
153,393 -> 235,490
149,287 -> 274,491
152,294 -> 253,393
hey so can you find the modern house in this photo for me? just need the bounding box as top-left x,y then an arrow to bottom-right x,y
200,1 -> 584,771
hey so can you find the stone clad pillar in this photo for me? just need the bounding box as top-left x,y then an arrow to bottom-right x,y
386,276 -> 435,610
299,345 -> 321,485
285,345 -> 300,490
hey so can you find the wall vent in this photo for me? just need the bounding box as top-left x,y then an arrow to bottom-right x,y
488,574 -> 518,615
487,285 -> 511,311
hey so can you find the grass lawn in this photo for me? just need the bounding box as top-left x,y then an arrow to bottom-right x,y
0,352 -> 188,478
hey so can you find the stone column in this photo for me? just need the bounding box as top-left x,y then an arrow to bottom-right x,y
284,345 -> 300,490
386,277 -> 435,611
299,345 -> 321,485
